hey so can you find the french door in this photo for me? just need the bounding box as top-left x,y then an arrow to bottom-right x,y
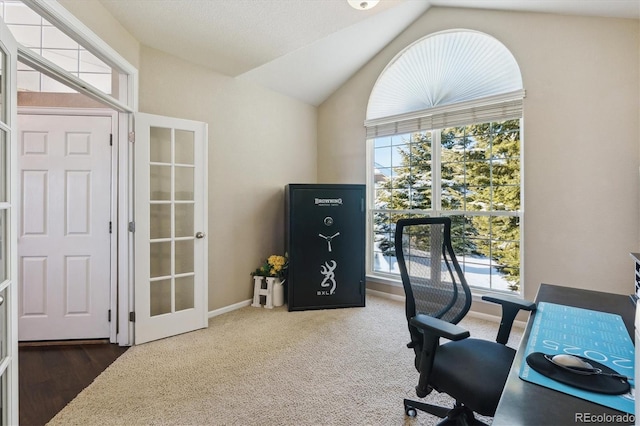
134,113 -> 208,344
0,15 -> 19,426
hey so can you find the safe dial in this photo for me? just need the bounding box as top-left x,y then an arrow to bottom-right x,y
324,216 -> 334,226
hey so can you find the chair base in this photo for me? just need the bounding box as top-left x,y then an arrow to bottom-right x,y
403,399 -> 487,426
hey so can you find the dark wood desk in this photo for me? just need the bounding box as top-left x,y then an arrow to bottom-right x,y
493,283 -> 635,425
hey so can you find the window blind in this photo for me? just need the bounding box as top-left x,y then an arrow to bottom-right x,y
364,90 -> 524,139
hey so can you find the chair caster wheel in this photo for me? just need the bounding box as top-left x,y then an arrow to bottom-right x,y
405,406 -> 417,417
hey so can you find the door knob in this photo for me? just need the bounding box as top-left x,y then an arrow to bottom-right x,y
195,232 -> 206,239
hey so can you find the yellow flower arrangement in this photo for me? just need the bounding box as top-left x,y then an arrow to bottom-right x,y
267,255 -> 286,277
252,254 -> 288,279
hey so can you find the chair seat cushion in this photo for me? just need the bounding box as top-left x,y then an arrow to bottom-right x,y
430,338 -> 515,416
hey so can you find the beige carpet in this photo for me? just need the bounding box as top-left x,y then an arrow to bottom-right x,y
48,294 -> 522,426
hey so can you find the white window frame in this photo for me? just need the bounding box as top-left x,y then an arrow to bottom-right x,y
366,114 -> 524,295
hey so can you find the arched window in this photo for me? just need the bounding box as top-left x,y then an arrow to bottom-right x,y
366,29 -> 524,293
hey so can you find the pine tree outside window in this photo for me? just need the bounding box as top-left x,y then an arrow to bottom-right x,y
365,30 -> 525,293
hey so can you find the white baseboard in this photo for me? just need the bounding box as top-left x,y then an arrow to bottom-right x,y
208,299 -> 252,318
367,288 -> 405,302
366,288 -> 528,329
209,292 -> 528,330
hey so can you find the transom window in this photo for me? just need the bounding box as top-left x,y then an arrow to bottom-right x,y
0,0 -> 114,94
366,30 -> 524,293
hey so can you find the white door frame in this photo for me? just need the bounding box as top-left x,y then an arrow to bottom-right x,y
18,0 -> 140,346
18,106 -> 120,342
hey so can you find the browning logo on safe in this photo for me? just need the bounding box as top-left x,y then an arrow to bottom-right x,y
314,198 -> 342,206
318,260 -> 337,295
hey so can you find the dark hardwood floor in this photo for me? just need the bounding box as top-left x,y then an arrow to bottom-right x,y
19,342 -> 128,426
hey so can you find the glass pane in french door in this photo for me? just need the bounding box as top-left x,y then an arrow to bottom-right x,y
0,130 -> 5,203
150,127 -> 171,163
148,127 -> 196,317
150,280 -> 171,316
0,372 -> 5,425
175,276 -> 194,311
0,287 -> 6,363
0,209 -> 5,285
0,215 -> 7,422
0,47 -> 5,208
174,130 -> 194,165
0,44 -> 4,123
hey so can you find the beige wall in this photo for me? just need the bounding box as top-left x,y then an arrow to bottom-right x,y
59,2 -> 318,311
318,7 -> 640,307
139,46 -> 317,309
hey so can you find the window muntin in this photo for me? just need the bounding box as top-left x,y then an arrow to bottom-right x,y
371,119 -> 521,292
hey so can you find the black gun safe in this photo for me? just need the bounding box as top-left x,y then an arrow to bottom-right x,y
285,184 -> 365,311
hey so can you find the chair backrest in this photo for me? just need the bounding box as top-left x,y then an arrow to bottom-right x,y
395,217 -> 472,330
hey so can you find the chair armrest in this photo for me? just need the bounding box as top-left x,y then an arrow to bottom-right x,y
409,314 -> 471,398
482,294 -> 536,311
410,314 -> 470,341
482,294 -> 537,345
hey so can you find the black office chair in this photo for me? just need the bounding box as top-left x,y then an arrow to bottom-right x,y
394,217 -> 535,425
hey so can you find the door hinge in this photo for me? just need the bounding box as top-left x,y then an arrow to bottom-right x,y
128,132 -> 135,143
108,309 -> 111,322
109,221 -> 112,233
109,133 -> 113,146
128,221 -> 135,232
129,312 -> 136,322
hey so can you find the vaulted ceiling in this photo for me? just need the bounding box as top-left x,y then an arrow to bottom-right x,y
97,0 -> 640,106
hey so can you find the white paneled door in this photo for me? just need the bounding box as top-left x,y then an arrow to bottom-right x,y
18,114 -> 112,341
134,113 -> 208,344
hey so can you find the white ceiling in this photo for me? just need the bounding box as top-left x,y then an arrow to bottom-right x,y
97,0 -> 640,106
